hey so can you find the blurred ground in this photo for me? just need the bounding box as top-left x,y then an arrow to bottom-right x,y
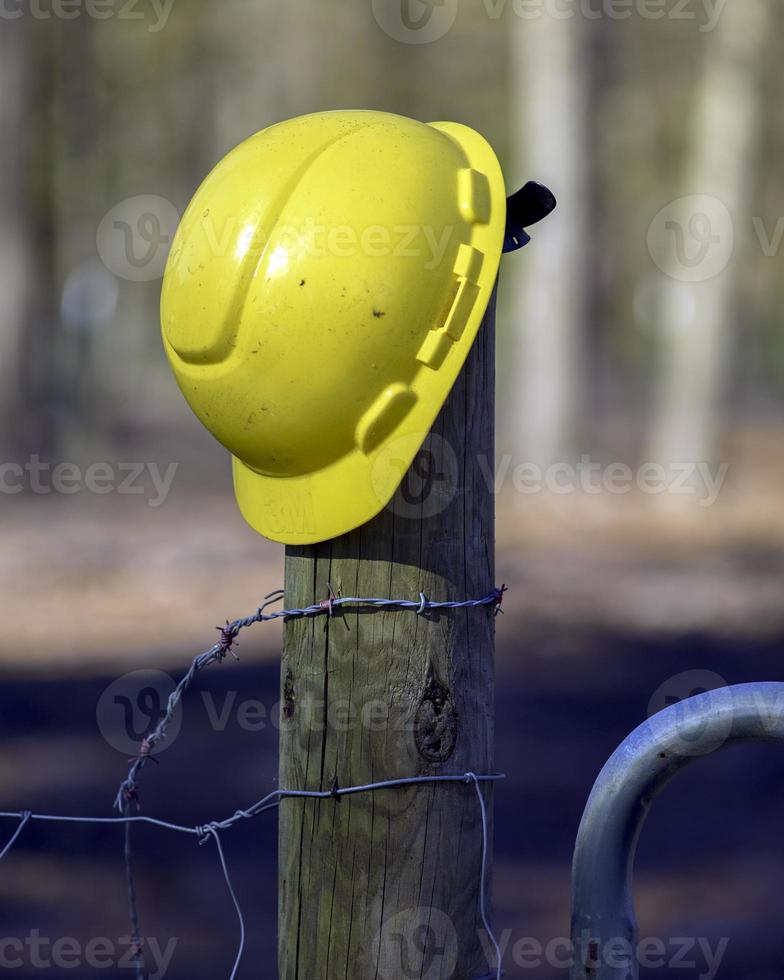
2,423 -> 783,672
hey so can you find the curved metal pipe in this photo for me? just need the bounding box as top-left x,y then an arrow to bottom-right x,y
570,682 -> 784,980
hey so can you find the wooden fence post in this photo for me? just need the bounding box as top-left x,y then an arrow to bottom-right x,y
279,288 -> 497,980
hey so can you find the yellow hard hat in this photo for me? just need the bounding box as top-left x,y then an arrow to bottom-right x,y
161,110 -> 554,545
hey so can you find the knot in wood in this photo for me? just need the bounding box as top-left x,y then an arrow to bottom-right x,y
414,662 -> 458,763
282,669 -> 296,720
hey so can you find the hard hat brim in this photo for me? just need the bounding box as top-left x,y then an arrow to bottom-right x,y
233,430 -> 424,546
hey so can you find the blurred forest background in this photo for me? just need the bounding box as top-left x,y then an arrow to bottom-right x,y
2,1 -> 784,978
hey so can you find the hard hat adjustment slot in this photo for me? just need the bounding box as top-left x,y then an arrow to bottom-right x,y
355,384 -> 417,455
457,168 -> 492,225
416,331 -> 453,370
444,279 -> 480,342
416,244 -> 485,368
453,242 -> 484,281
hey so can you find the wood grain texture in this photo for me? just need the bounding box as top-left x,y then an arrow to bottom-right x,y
279,291 -> 497,980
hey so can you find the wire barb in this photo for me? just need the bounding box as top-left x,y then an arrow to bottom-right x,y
216,621 -> 240,661
318,582 -> 340,616
128,736 -> 159,767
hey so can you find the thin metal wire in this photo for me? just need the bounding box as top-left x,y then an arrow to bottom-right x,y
0,812 -> 200,834
198,772 -> 505,833
467,773 -> 502,980
0,810 -> 31,860
1,772 -> 504,979
201,827 -> 245,980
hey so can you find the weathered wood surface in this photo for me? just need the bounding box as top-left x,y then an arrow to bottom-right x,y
279,291 -> 497,980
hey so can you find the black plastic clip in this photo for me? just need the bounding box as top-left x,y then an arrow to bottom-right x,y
503,181 -> 557,253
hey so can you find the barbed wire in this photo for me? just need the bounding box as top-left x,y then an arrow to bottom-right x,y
3,585 -> 508,980
1,772 -> 505,980
115,585 -> 506,812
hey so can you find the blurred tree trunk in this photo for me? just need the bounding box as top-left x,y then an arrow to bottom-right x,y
209,0 -> 320,155
12,22 -> 60,461
506,13 -> 588,466
54,19 -> 99,449
649,0 -> 771,465
0,22 -> 34,456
